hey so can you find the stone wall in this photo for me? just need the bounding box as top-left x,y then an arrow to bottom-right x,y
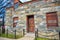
5,1 -> 60,38
5,1 -> 60,31
14,1 -> 60,31
5,8 -> 13,29
5,1 -> 60,39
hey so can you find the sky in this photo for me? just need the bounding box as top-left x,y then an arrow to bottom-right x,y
0,0 -> 14,17
0,0 -> 14,24
0,0 -> 31,12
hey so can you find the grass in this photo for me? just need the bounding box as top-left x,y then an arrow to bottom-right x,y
35,37 -> 50,40
0,33 -> 23,39
35,37 -> 57,40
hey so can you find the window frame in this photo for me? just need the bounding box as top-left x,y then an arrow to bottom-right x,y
13,17 -> 18,27
46,12 -> 58,28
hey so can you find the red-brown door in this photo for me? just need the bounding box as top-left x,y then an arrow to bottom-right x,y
27,15 -> 35,33
46,12 -> 58,28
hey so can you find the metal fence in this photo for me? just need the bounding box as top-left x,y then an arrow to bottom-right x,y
0,27 -> 25,39
35,29 -> 60,40
0,27 -> 60,40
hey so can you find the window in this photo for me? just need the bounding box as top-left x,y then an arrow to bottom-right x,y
46,12 -> 58,28
13,17 -> 18,27
19,0 -> 32,3
19,0 -> 38,4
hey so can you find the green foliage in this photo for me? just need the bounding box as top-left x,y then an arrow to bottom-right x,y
0,33 -> 23,39
36,37 -> 50,40
35,37 -> 57,40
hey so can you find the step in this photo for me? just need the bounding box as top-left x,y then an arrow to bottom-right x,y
25,33 -> 35,38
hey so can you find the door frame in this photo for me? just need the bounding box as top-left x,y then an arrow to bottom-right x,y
26,15 -> 35,33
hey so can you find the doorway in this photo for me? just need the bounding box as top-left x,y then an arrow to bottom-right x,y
27,15 -> 35,33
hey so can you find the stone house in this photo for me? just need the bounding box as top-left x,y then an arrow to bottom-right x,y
5,0 -> 60,39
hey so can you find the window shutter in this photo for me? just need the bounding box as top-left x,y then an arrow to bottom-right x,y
46,12 -> 58,28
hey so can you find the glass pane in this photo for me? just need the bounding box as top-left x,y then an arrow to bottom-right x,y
19,0 -> 32,3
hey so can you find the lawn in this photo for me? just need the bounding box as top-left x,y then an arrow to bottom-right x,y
0,33 -> 23,39
35,37 -> 57,40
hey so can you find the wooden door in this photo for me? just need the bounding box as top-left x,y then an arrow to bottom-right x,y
27,15 -> 35,33
46,12 -> 58,28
